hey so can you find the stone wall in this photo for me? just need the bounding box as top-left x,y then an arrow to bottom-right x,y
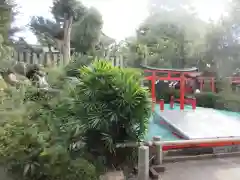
12,51 -> 63,67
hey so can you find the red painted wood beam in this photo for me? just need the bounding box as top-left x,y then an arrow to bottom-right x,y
162,141 -> 240,151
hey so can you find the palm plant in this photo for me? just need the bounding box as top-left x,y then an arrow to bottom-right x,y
73,60 -> 151,166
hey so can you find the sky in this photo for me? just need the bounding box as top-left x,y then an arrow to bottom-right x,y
14,0 -> 229,44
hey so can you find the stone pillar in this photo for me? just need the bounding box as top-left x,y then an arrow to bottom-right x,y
60,54 -> 63,66
33,53 -> 38,64
19,52 -> 24,62
40,53 -> 45,66
53,54 -> 58,66
138,146 -> 149,180
26,52 -> 30,64
13,50 -> 18,61
45,53 -> 50,66
153,136 -> 163,165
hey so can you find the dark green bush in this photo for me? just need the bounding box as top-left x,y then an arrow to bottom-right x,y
214,92 -> 240,111
195,92 -> 221,108
65,54 -> 94,78
0,60 -> 151,180
0,85 -> 99,180
146,79 -> 180,102
73,60 -> 151,166
0,115 -> 98,180
156,88 -> 180,102
190,91 -> 240,111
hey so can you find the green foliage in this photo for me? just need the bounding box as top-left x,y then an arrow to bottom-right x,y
71,7 -> 103,53
0,5 -> 11,43
214,92 -> 240,112
45,66 -> 66,88
156,89 -> 180,103
0,58 -> 152,179
0,1 -> 20,43
0,85 -> 99,180
73,60 -> 151,165
195,92 -> 220,108
52,0 -> 86,20
148,80 -> 180,102
65,54 -> 95,77
29,16 -> 61,46
123,7 -> 208,69
30,0 -> 103,54
191,91 -> 240,112
7,0 -> 240,177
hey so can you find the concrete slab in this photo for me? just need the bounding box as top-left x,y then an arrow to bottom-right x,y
155,107 -> 240,139
161,157 -> 240,180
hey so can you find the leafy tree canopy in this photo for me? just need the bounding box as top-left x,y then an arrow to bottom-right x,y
29,0 -> 104,54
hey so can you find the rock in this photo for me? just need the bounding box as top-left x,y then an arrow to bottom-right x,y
0,62 -> 52,90
12,61 -> 27,76
100,171 -> 125,180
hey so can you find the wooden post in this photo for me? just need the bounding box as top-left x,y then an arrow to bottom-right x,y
151,72 -> 156,101
211,77 -> 215,92
138,146 -> 149,180
153,136 -> 163,165
160,99 -> 164,111
170,96 -> 174,109
151,72 -> 156,112
152,97 -> 156,112
192,97 -> 196,110
200,79 -> 203,91
180,73 -> 185,110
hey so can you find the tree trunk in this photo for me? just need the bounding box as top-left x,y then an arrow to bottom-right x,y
62,14 -> 73,65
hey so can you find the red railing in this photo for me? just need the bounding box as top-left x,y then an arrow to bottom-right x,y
158,97 -> 196,111
155,137 -> 240,151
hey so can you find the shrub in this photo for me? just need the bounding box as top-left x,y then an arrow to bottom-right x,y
195,92 -> 220,108
0,115 -> 98,180
0,59 -> 151,179
156,89 -> 180,102
65,54 -> 95,78
45,66 -> 66,89
146,79 -> 180,102
0,59 -> 152,179
215,92 -> 240,111
193,91 -> 240,112
73,60 -> 151,166
0,84 -> 99,180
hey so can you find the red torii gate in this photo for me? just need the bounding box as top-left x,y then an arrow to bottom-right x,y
198,76 -> 240,92
142,65 -> 199,110
144,68 -> 240,110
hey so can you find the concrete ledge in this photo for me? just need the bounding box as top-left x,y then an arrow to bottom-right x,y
166,147 -> 213,156
164,151 -> 240,163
